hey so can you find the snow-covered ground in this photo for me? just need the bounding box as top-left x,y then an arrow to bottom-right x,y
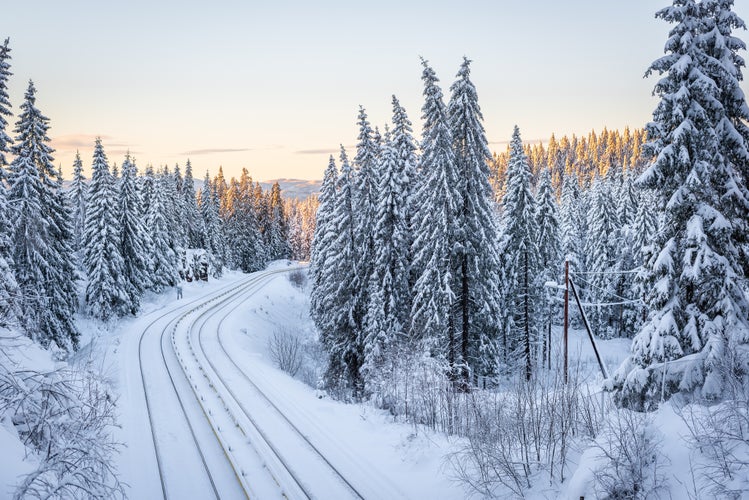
97,263 -> 466,499
2,264 -> 734,499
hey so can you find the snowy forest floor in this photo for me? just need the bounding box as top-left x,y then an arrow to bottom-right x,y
1,263 -> 740,499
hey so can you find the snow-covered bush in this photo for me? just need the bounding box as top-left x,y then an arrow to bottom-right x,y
448,364 -> 607,498
0,358 -> 124,499
268,327 -> 303,377
287,269 -> 307,290
677,346 -> 749,498
592,409 -> 668,500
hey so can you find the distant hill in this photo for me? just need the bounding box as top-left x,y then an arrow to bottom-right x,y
259,178 -> 321,200
64,177 -> 321,200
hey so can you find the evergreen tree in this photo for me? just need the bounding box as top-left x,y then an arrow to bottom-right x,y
702,0 -> 749,277
0,38 -> 12,174
614,0 -> 749,407
0,37 -> 18,326
84,139 -> 129,320
68,151 -> 87,258
9,81 -> 79,349
182,159 -> 203,248
584,177 -> 620,337
140,164 -> 155,217
362,112 -> 412,391
632,189 -> 660,325
199,172 -> 224,277
147,173 -> 178,291
501,126 -> 540,380
351,107 -> 378,359
410,59 -> 462,375
266,181 -> 291,260
170,163 -> 188,250
118,154 -> 152,314
322,147 -> 362,396
225,168 -> 265,272
310,156 -> 338,335
447,57 -> 503,379
559,175 -> 584,270
535,167 -> 561,280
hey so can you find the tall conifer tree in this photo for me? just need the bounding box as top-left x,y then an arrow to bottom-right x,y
448,57 -> 503,378
84,139 -> 129,320
614,0 -> 749,406
9,81 -> 78,348
69,151 -> 87,257
410,59 -> 462,375
501,126 -> 540,380
0,38 -> 18,326
118,154 -> 152,313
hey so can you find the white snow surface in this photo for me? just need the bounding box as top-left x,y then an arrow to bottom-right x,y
0,263 -> 727,499
100,263 -> 464,500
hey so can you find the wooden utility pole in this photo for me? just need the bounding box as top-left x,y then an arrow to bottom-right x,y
564,260 -> 569,384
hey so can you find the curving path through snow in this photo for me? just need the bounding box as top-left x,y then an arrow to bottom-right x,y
116,266 -> 408,500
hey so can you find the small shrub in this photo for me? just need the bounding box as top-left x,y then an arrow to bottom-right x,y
268,327 -> 303,377
0,365 -> 125,500
287,270 -> 307,290
592,409 -> 668,500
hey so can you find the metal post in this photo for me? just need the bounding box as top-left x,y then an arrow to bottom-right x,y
569,278 -> 610,380
564,260 -> 569,384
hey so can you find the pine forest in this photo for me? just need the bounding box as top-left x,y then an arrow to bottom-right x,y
1,0 -> 749,498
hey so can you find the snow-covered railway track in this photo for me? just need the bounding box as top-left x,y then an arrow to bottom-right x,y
183,269 -> 368,499
136,274 -> 263,499
170,268 -> 304,499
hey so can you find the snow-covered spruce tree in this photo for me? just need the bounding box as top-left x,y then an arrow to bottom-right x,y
391,95 -> 419,245
147,172 -> 178,291
84,139 -> 129,320
8,81 -> 79,349
170,163 -> 188,251
0,38 -> 11,172
321,147 -> 363,397
139,164 -> 155,217
118,154 -> 152,314
701,0 -> 749,278
310,156 -> 338,334
68,151 -> 87,258
613,0 -> 749,408
501,126 -> 540,380
182,159 -> 203,248
535,167 -> 561,283
447,57 -> 503,380
535,167 -> 561,354
160,166 -> 184,258
611,173 -> 644,337
410,59 -> 462,377
584,176 -> 620,338
0,37 -> 19,326
266,181 -> 291,260
559,174 -> 584,270
631,189 -> 660,328
199,173 -> 225,277
362,111 -> 413,394
617,172 -> 639,229
225,168 -> 265,272
351,108 -> 378,352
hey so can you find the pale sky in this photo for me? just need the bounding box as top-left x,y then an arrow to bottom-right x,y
3,1 -> 749,181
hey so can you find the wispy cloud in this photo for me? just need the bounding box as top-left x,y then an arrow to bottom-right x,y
50,133 -> 133,150
109,149 -> 142,157
180,145 -> 283,156
295,147 -> 350,155
181,147 -> 253,155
